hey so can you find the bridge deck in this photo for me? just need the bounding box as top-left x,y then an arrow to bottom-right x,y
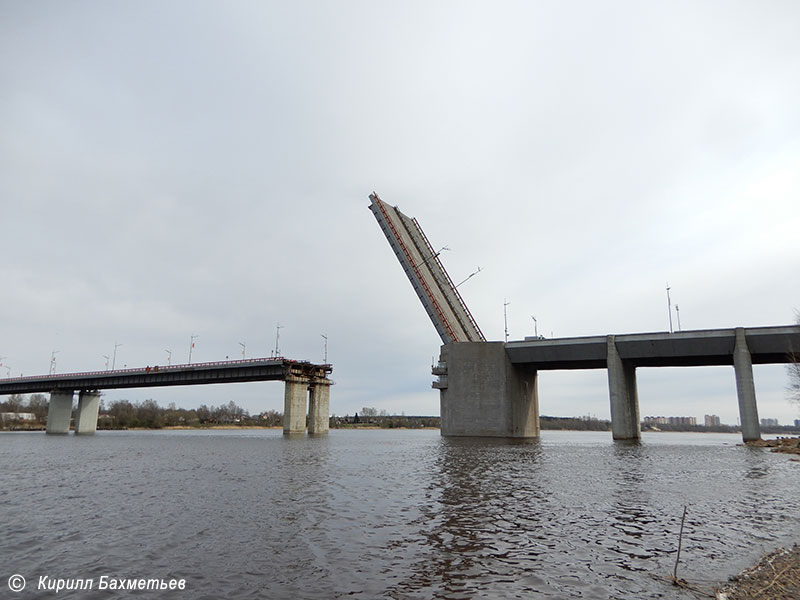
504,325 -> 800,369
0,358 -> 332,395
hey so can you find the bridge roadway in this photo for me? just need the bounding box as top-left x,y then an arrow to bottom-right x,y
0,358 -> 333,436
435,325 -> 800,442
504,325 -> 799,369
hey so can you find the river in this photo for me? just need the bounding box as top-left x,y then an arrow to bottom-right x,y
2,429 -> 798,599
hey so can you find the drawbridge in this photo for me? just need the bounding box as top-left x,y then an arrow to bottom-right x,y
368,192 -> 485,344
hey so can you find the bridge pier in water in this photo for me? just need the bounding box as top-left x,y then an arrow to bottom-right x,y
75,391 -> 101,435
283,376 -> 331,435
308,379 -> 331,434
436,342 -> 539,438
46,390 -> 74,434
733,328 -> 761,442
606,336 -> 641,441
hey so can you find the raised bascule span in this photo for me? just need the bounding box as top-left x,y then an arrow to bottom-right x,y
369,192 -> 485,344
368,192 -> 800,442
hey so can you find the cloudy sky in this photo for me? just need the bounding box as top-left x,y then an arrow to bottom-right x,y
2,1 -> 799,425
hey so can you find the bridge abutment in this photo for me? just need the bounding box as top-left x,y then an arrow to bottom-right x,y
283,376 -> 309,434
607,336 -> 641,441
437,342 -> 539,438
46,390 -> 74,434
75,391 -> 101,435
733,327 -> 761,442
308,379 -> 331,434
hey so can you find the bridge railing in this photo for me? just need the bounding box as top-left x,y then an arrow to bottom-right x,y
2,357 -> 290,383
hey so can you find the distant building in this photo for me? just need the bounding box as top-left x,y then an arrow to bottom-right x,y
760,418 -> 779,427
643,416 -> 697,426
795,419 -> 800,428
643,416 -> 668,425
704,414 -> 721,427
0,412 -> 37,423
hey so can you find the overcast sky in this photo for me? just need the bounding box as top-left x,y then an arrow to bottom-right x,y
2,1 -> 799,425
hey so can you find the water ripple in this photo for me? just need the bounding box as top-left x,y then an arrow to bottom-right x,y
1,429 -> 798,599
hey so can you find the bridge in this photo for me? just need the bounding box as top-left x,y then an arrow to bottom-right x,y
0,358 -> 333,436
369,192 -> 800,442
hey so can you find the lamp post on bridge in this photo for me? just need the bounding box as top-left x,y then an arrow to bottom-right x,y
112,342 -> 122,370
321,334 -> 328,364
504,299 -> 510,343
239,342 -> 246,359
49,350 -> 60,375
421,246 -> 450,267
273,324 -> 283,358
188,334 -> 198,364
165,349 -> 172,366
666,285 -> 673,333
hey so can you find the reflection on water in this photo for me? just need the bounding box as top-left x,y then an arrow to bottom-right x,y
1,430 -> 798,599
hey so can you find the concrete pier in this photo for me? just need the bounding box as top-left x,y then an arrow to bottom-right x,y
283,376 -> 308,434
733,328 -> 761,442
74,390 -> 101,435
437,342 -> 539,437
46,390 -> 74,434
308,379 -> 331,434
606,336 -> 641,441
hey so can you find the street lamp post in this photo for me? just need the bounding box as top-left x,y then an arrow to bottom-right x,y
274,324 -> 283,358
188,334 -> 198,364
666,285 -> 673,333
504,299 -> 510,343
112,342 -> 122,370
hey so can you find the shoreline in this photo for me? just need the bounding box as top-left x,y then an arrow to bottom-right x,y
716,546 -> 800,599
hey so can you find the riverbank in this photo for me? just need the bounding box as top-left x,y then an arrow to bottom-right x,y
745,436 -> 800,456
717,546 -> 800,599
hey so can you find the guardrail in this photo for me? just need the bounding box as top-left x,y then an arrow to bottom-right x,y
2,357 -> 292,383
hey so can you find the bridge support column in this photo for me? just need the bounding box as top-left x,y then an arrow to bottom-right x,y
438,342 -> 539,438
283,376 -> 308,434
74,391 -> 101,435
607,336 -> 640,441
733,327 -> 761,442
308,379 -> 331,434
46,390 -> 74,434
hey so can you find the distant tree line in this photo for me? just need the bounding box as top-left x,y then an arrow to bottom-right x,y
540,416 -> 611,431
0,394 -> 283,430
0,393 -> 48,426
100,399 -> 281,429
331,407 -> 440,429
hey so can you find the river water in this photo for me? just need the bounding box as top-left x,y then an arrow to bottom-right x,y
1,429 -> 798,599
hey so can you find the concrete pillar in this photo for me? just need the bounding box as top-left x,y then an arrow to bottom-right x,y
74,390 -> 101,435
308,379 -> 331,434
46,390 -> 74,434
511,365 -> 539,438
733,327 -> 761,442
438,342 -> 539,438
283,376 -> 308,434
607,336 -> 641,440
